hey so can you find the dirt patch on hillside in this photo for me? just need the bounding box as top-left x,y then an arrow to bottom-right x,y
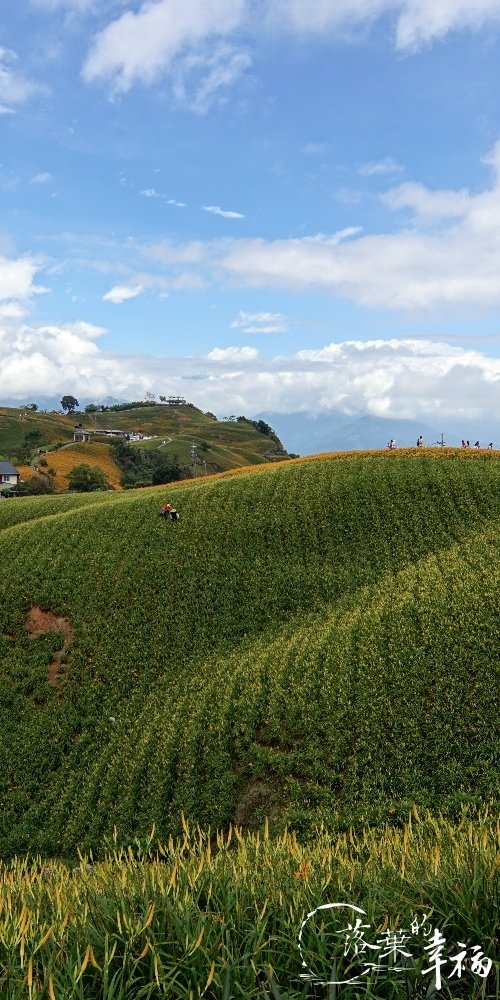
27,607 -> 73,695
27,607 -> 73,641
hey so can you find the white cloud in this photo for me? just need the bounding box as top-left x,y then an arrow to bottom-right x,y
359,157 -> 404,176
380,181 -> 471,220
171,42 -> 252,114
394,0 -> 500,50
30,172 -> 54,184
203,205 -> 245,219
1,326 -> 500,427
83,0 -> 247,98
0,255 -> 47,302
140,190 -> 186,206
80,0 -> 500,112
139,143 -> 500,311
230,310 -> 289,333
206,345 -> 258,361
267,0 -> 500,51
0,104 -> 15,115
40,142 -> 500,316
0,48 -> 47,112
102,283 -> 145,304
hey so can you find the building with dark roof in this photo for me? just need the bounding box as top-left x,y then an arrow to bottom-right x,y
0,462 -> 20,493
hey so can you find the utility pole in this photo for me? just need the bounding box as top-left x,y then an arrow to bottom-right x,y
190,442 -> 198,478
437,432 -> 445,447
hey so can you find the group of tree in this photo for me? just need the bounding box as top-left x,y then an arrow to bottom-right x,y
236,416 -> 282,445
84,400 -> 158,414
67,465 -> 110,492
111,439 -> 184,488
13,429 -> 45,464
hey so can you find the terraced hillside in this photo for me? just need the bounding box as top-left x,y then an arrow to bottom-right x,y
0,450 -> 499,857
0,404 -> 289,487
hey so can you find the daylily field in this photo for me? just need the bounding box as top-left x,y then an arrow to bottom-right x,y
0,450 -> 498,997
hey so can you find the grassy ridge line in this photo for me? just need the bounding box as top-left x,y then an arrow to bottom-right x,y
2,447 -> 499,529
0,491 -> 118,531
35,518 -> 500,852
172,445 -> 500,485
0,814 -> 497,999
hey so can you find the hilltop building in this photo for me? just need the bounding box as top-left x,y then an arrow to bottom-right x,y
0,461 -> 20,494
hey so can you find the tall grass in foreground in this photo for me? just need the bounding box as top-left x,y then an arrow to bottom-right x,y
0,812 -> 497,999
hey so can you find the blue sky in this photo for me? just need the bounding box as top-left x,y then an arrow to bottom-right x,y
2,0 -> 500,420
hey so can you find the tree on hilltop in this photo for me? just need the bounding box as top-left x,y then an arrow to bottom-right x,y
67,464 -> 109,492
61,395 -> 79,414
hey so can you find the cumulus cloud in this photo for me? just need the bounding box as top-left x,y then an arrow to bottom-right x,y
267,0 -> 500,51
0,48 -> 47,112
0,255 -> 47,304
203,205 -> 245,219
80,0 -> 500,108
380,181 -> 471,220
230,310 -> 289,333
206,345 -> 258,361
82,0 -> 248,110
1,325 -> 500,426
167,198 -> 186,207
102,283 -> 145,304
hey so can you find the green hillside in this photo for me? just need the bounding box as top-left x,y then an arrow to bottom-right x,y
0,451 -> 499,857
0,404 -> 289,483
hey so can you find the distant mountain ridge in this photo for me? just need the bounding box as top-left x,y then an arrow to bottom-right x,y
256,410 -> 500,455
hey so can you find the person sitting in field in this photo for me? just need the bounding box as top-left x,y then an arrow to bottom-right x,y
160,503 -> 171,518
169,507 -> 179,522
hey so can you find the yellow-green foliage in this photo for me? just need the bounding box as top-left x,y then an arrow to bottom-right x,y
0,453 -> 499,856
0,814 -> 498,998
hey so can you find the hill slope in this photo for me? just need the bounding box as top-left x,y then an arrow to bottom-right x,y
0,404 -> 289,487
0,451 -> 499,855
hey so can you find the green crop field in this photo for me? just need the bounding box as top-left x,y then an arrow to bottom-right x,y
0,450 -> 498,861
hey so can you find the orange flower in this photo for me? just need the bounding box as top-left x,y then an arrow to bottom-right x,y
294,862 -> 310,879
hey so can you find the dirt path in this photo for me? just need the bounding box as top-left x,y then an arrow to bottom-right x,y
27,607 -> 73,697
